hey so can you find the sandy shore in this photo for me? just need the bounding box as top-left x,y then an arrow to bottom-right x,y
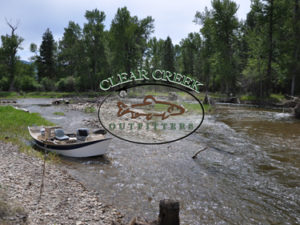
0,141 -> 124,225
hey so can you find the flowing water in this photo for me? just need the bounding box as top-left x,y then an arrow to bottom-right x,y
18,99 -> 300,224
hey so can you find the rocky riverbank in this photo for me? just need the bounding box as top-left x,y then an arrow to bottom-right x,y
0,141 -> 124,225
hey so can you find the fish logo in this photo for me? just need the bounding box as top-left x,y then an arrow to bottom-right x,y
117,95 -> 185,120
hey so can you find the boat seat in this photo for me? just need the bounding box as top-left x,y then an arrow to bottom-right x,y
77,128 -> 89,141
54,129 -> 69,141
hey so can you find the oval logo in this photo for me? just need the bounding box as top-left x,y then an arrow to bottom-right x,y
98,83 -> 204,144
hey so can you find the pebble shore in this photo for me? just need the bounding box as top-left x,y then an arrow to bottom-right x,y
0,141 -> 124,225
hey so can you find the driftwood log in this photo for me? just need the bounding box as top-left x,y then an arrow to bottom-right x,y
192,147 -> 208,159
128,200 -> 180,225
158,200 -> 180,225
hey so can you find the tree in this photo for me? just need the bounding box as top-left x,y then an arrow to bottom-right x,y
290,0 -> 300,95
194,8 -> 215,91
264,0 -> 274,96
180,33 -> 202,78
195,0 -> 239,94
58,21 -> 85,82
0,21 -> 23,91
109,7 -> 154,74
162,36 -> 175,72
37,28 -> 56,81
242,0 -> 295,96
242,0 -> 268,96
146,37 -> 165,70
83,9 -> 108,90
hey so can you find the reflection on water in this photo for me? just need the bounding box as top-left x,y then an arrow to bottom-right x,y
20,99 -> 300,225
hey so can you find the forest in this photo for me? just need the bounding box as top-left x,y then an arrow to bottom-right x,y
0,0 -> 299,97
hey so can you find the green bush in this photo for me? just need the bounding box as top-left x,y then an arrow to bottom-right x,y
55,76 -> 76,92
64,76 -> 76,92
75,76 -> 87,91
0,77 -> 9,91
40,77 -> 55,91
15,75 -> 39,91
55,78 -> 65,91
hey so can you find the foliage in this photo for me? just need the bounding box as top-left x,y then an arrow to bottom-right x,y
55,76 -> 76,92
0,106 -> 53,155
15,75 -> 39,91
58,21 -> 83,80
180,33 -> 202,78
0,22 -> 23,91
0,2 -> 299,96
83,9 -> 108,90
109,7 -> 154,74
0,91 -> 107,99
84,106 -> 96,113
195,0 -> 240,94
40,77 -> 55,91
37,28 -> 56,81
0,77 -> 9,91
53,111 -> 65,116
162,37 -> 175,72
240,93 -> 284,103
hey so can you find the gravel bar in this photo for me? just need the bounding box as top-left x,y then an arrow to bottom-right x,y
0,141 -> 124,225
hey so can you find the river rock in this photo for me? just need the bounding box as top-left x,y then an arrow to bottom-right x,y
0,141 -> 124,225
52,99 -> 69,105
217,97 -> 240,104
281,99 -> 298,108
13,106 -> 29,113
128,217 -> 157,225
0,99 -> 17,104
294,102 -> 300,119
168,92 -> 178,101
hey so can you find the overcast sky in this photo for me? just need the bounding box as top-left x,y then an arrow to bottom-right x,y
0,0 -> 251,61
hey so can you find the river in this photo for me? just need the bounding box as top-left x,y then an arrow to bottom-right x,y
17,99 -> 300,225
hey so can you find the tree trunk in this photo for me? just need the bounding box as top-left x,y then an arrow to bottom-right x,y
8,52 -> 16,91
266,0 -> 274,96
9,78 -> 15,91
291,74 -> 296,96
291,0 -> 300,96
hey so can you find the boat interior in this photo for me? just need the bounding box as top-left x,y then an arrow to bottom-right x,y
29,126 -> 106,145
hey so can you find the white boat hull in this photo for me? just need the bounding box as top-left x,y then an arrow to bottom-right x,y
34,138 -> 111,157
28,126 -> 112,157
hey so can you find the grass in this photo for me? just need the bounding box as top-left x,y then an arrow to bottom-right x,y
183,102 -> 211,113
0,106 -> 58,160
0,91 -> 108,99
270,93 -> 285,102
53,112 -> 65,116
84,106 -> 96,113
152,102 -> 211,114
240,93 -> 285,103
240,95 -> 258,101
144,91 -> 169,97
127,89 -> 213,114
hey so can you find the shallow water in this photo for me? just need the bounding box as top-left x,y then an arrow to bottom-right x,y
19,99 -> 300,224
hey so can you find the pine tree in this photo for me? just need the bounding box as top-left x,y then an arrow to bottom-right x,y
37,28 -> 56,81
162,36 -> 175,72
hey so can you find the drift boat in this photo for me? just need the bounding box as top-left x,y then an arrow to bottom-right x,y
28,126 -> 111,157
